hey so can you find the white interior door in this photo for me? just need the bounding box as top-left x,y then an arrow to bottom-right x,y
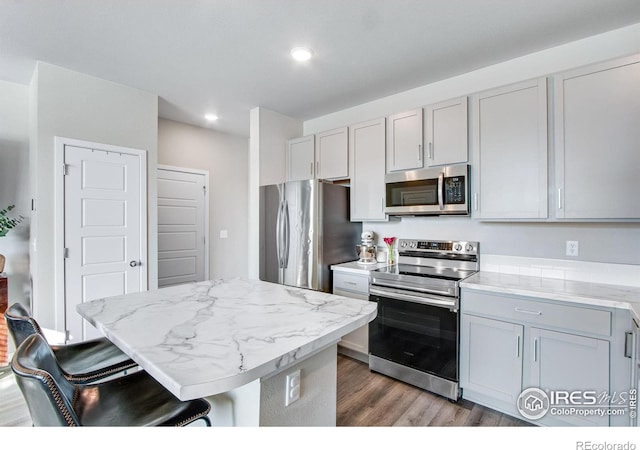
157,167 -> 207,287
64,144 -> 146,342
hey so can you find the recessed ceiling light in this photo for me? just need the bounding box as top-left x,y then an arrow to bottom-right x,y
205,114 -> 218,122
290,47 -> 314,62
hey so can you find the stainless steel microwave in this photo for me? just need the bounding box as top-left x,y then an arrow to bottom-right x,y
385,164 -> 470,216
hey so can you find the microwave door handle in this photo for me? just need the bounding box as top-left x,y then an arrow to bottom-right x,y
437,172 -> 444,210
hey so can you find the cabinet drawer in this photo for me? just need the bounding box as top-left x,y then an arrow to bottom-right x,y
462,291 -> 611,337
333,272 -> 370,295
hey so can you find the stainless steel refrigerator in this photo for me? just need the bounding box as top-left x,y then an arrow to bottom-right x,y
259,180 -> 362,293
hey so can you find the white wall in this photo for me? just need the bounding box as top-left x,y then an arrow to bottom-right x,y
248,107 -> 302,278
0,80 -> 30,308
158,118 -> 249,279
303,23 -> 640,266
31,63 -> 159,330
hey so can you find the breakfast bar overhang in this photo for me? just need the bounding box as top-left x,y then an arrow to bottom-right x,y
77,277 -> 377,426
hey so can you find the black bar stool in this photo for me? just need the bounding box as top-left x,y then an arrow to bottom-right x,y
12,333 -> 211,426
5,302 -> 136,383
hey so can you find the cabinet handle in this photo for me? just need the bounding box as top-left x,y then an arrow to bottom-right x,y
310,162 -> 314,176
429,142 -> 433,160
381,197 -> 384,212
515,307 -> 542,316
474,193 -> 478,211
533,338 -> 539,362
316,160 -> 320,177
516,335 -> 521,358
558,188 -> 563,209
625,332 -> 634,358
344,281 -> 357,286
418,144 -> 422,161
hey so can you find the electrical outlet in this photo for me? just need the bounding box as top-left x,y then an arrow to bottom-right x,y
566,240 -> 579,257
285,370 -> 301,406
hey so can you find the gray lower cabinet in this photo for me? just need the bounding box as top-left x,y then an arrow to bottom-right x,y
460,289 -> 634,427
332,270 -> 370,363
461,315 -> 524,408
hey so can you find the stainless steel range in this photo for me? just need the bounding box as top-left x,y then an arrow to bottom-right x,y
368,239 -> 479,401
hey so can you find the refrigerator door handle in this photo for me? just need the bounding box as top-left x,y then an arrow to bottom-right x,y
275,198 -> 284,268
282,200 -> 290,268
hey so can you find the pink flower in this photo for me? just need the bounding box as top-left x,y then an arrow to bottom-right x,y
383,237 -> 396,246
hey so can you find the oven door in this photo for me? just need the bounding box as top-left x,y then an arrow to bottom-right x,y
369,286 -> 459,382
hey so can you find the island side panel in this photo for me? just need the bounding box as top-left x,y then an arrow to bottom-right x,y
259,344 -> 337,426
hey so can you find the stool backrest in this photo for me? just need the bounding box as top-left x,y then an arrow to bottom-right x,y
11,333 -> 80,426
4,303 -> 47,349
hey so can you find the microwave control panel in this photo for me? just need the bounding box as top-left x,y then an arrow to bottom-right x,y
444,176 -> 465,204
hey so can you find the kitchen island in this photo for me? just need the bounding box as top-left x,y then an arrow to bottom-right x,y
77,277 -> 377,426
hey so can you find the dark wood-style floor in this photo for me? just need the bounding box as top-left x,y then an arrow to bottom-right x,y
1,355 -> 530,427
336,354 -> 531,427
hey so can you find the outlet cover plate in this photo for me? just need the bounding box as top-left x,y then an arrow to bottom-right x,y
566,240 -> 579,257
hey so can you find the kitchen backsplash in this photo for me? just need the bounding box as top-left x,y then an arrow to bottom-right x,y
481,254 -> 640,287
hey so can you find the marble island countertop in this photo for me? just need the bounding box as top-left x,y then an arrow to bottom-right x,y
460,271 -> 640,322
77,277 -> 377,401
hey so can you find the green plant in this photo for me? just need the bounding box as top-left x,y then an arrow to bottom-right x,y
0,205 -> 23,237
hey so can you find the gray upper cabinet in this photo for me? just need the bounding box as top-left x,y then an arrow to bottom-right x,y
424,96 -> 468,166
349,118 -> 387,221
386,108 -> 423,172
286,135 -> 315,181
471,78 -> 548,219
315,126 -> 349,180
554,54 -> 640,220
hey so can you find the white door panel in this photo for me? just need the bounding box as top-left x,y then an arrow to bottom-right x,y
157,167 -> 207,287
64,145 -> 144,342
82,236 -> 125,265
158,205 -> 198,225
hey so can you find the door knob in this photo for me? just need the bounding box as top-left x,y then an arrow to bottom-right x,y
129,260 -> 140,267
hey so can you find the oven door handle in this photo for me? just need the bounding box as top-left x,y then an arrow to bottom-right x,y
370,277 -> 455,298
370,286 -> 457,311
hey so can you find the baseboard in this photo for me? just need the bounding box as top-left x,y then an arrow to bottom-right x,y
337,345 -> 369,364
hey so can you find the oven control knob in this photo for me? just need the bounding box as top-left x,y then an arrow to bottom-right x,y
401,241 -> 407,248
454,243 -> 462,251
410,241 -> 417,248
465,244 -> 474,252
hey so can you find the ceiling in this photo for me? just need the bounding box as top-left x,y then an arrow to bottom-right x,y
2,1 -> 640,138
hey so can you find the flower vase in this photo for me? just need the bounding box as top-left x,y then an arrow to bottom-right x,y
386,246 -> 395,265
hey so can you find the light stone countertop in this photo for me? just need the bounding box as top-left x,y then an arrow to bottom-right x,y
460,271 -> 640,323
77,277 -> 377,401
331,260 -> 389,274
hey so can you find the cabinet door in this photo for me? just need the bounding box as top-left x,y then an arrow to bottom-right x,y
528,328 -> 610,426
554,55 -> 640,219
287,135 -> 315,181
315,127 -> 348,180
349,118 -> 387,221
471,78 -> 548,219
460,314 -> 524,406
425,96 -> 468,166
386,109 -> 423,172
